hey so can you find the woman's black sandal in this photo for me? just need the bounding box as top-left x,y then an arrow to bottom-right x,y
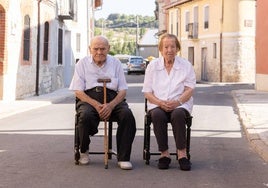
158,156 -> 171,169
178,157 -> 191,171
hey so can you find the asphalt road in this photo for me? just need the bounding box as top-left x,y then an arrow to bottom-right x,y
0,75 -> 267,188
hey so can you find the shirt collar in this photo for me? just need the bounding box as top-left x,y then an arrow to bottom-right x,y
155,56 -> 181,70
90,55 -> 108,68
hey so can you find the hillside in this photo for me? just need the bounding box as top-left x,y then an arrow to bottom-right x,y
94,14 -> 158,55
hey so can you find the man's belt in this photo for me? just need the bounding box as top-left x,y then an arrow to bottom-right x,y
84,87 -> 119,103
90,86 -> 104,92
88,87 -> 116,93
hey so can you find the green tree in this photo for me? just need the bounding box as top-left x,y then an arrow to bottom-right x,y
107,13 -> 120,21
122,41 -> 129,54
94,27 -> 102,35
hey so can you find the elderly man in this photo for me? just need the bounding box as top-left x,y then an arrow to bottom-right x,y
69,35 -> 136,170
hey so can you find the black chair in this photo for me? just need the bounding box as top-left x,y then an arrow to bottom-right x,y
74,98 -> 117,165
143,99 -> 192,165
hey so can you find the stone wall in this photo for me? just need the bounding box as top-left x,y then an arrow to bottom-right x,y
181,33 -> 255,83
222,35 -> 255,82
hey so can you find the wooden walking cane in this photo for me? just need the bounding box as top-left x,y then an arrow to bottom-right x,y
97,78 -> 111,169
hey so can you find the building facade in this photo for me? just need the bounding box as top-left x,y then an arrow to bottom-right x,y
156,0 -> 256,83
256,0 -> 268,91
0,0 -> 96,101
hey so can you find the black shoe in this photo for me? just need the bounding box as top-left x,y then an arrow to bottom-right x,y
178,157 -> 191,171
158,156 -> 171,170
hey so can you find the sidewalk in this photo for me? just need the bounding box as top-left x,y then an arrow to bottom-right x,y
0,87 -> 267,162
232,89 -> 268,162
0,88 -> 74,119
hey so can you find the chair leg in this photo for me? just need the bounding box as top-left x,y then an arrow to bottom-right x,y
108,121 -> 113,159
143,114 -> 151,165
74,114 -> 80,165
186,116 -> 192,160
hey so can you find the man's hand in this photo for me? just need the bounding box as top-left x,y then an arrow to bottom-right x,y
98,103 -> 113,120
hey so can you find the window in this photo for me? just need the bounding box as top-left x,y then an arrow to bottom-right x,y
188,47 -> 194,65
58,28 -> 63,65
23,15 -> 30,61
204,6 -> 209,29
192,6 -> 199,38
170,12 -> 173,34
76,33 -> 81,52
95,0 -> 102,8
185,11 -> 190,31
193,6 -> 198,24
73,0 -> 78,21
43,22 -> 49,60
176,9 -> 179,36
213,43 -> 217,58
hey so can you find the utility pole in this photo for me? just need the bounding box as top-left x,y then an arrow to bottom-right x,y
135,15 -> 139,56
35,0 -> 42,96
101,19 -> 106,36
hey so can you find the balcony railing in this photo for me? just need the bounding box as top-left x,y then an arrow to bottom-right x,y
188,22 -> 198,39
58,0 -> 74,20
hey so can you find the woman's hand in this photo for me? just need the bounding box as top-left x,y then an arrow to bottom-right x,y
160,100 -> 180,112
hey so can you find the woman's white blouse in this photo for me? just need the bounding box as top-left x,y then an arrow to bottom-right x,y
142,56 -> 196,113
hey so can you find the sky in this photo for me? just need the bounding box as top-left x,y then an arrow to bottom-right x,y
94,0 -> 156,19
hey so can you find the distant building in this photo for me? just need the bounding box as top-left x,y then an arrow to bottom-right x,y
0,0 -> 97,100
138,29 -> 159,59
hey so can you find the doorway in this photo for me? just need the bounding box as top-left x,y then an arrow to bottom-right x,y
188,47 -> 194,65
201,47 -> 208,81
63,30 -> 72,87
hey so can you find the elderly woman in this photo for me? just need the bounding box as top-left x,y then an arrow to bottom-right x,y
142,33 -> 196,170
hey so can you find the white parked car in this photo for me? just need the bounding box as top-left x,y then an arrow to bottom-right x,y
126,56 -> 146,75
114,54 -> 130,73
